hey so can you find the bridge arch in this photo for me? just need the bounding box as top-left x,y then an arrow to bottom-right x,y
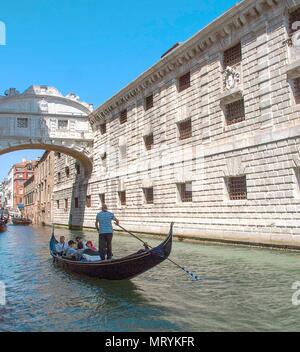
0,85 -> 94,173
0,141 -> 93,174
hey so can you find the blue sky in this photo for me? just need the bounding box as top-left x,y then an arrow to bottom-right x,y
0,0 -> 238,179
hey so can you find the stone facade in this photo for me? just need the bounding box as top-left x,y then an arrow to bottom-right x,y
24,175 -> 35,221
24,151 -> 55,225
40,0 -> 300,247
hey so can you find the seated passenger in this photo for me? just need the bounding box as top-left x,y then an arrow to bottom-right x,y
55,236 -> 68,255
86,241 -> 97,251
65,240 -> 78,259
75,236 -> 88,250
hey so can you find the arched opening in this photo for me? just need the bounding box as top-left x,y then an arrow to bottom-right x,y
0,143 -> 93,175
0,145 -> 92,228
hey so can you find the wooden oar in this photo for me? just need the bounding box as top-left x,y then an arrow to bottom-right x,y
116,223 -> 201,281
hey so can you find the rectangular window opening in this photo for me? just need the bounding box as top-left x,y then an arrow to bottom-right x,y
178,182 -> 193,203
145,94 -> 154,111
225,99 -> 245,125
119,191 -> 126,206
178,72 -> 191,92
178,119 -> 192,140
223,42 -> 242,67
143,187 -> 154,204
120,110 -> 128,124
227,176 -> 247,200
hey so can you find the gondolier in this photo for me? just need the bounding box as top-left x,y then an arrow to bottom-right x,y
95,204 -> 119,260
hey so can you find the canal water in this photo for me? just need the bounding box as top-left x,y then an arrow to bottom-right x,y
1,224 -> 300,331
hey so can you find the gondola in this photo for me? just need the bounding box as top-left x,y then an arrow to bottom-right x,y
50,223 -> 173,280
0,221 -> 7,233
12,218 -> 32,225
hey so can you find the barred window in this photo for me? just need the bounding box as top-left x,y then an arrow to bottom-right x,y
144,133 -> 154,150
120,110 -> 127,124
17,118 -> 28,128
100,123 -> 106,135
74,197 -> 79,209
99,193 -> 105,205
58,120 -> 68,130
178,72 -> 191,92
119,191 -> 126,206
294,78 -> 300,104
178,119 -> 192,140
289,7 -> 300,34
223,42 -> 242,67
86,195 -> 91,208
227,176 -> 247,200
144,187 -> 154,204
178,182 -> 193,202
225,99 -> 245,125
145,94 -> 154,111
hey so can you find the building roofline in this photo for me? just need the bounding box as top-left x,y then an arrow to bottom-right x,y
89,0 -> 281,126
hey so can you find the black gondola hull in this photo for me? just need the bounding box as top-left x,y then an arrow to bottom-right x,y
50,223 -> 173,280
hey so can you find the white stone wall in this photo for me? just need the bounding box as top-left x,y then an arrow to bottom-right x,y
52,0 -> 300,246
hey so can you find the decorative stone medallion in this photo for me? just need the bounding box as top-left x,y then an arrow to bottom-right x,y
223,66 -> 240,90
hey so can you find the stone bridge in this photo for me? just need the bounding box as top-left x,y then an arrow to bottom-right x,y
0,86 -> 94,173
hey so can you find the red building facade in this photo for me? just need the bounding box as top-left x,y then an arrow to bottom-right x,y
13,160 -> 36,209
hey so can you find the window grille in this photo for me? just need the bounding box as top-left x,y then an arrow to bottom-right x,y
120,110 -> 127,124
178,119 -> 192,140
224,43 -> 242,67
178,182 -> 193,202
145,94 -> 154,110
178,72 -> 191,92
225,99 -> 245,125
144,133 -> 154,150
228,176 -> 247,200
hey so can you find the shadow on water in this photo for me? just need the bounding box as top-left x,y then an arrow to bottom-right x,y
51,260 -> 146,303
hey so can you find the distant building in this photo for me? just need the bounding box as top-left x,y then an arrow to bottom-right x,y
24,151 -> 55,225
6,166 -> 14,209
12,159 -> 36,209
0,180 -> 6,207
